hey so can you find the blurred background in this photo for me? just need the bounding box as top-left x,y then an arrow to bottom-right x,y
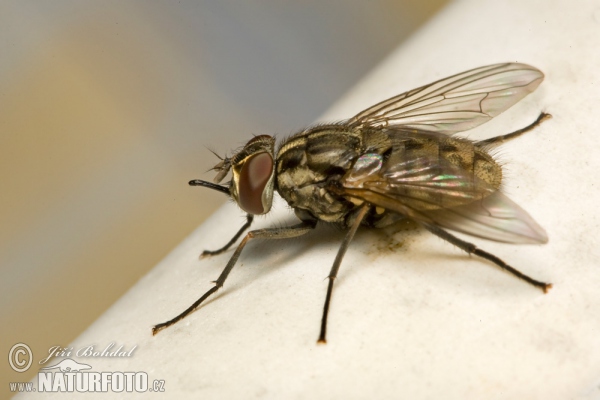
1,0 -> 448,384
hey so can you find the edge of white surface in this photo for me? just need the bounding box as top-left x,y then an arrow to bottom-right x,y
20,1 -> 600,399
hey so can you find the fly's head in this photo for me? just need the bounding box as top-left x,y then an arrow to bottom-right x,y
213,135 -> 276,215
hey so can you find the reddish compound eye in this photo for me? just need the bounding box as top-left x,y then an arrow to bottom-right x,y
238,152 -> 273,214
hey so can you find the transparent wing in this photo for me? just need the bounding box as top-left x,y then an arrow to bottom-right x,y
348,63 -> 544,135
339,153 -> 547,244
421,190 -> 548,244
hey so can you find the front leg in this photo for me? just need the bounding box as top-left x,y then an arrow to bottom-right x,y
153,219 -> 317,335
201,213 -> 254,258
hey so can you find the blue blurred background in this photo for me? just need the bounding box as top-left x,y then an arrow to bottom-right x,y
0,0 -> 447,384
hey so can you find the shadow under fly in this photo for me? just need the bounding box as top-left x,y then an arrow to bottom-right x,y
153,62 -> 552,343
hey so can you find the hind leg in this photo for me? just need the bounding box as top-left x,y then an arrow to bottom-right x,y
422,223 -> 551,293
478,112 -> 551,146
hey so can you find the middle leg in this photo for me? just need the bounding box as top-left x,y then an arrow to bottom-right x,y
318,204 -> 370,344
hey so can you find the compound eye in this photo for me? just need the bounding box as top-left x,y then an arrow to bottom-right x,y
238,152 -> 273,214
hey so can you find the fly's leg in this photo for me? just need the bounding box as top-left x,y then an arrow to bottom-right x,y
201,214 -> 254,257
477,112 -> 552,146
153,220 -> 316,335
423,223 -> 552,293
318,204 -> 370,344
187,179 -> 252,257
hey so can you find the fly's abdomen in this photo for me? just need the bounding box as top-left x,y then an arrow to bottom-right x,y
386,129 -> 503,191
440,137 -> 502,190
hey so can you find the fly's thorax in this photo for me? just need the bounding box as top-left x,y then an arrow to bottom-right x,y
275,125 -> 372,223
228,135 -> 276,215
276,125 -> 392,175
277,125 -> 361,173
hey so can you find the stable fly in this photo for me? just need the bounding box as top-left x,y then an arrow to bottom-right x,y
153,62 -> 551,343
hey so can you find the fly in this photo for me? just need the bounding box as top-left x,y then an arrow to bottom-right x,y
152,62 -> 552,343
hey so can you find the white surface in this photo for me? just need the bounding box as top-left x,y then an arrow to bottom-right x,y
18,0 -> 600,398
